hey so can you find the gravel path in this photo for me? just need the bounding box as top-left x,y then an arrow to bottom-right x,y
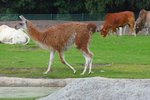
39,77 -> 150,100
0,77 -> 150,99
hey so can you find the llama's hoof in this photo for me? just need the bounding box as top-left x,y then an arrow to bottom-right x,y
73,70 -> 76,74
81,72 -> 85,75
43,71 -> 48,74
100,70 -> 105,73
88,71 -> 94,74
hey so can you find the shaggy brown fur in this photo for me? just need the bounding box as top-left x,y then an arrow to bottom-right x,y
16,16 -> 97,75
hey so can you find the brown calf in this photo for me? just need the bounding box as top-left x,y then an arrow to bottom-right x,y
101,11 -> 136,37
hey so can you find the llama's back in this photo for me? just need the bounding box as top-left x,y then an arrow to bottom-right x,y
41,22 -> 97,51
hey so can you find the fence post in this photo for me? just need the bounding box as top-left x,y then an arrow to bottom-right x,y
50,14 -> 53,20
82,13 -> 84,21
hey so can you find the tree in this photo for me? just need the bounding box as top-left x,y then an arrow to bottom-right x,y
0,0 -> 150,14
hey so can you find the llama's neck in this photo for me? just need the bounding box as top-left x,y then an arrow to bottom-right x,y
26,21 -> 43,42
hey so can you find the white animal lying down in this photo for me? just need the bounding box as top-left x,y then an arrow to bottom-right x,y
0,25 -> 30,44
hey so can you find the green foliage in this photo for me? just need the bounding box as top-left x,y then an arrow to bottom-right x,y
0,14 -> 18,21
0,34 -> 150,79
0,0 -> 150,14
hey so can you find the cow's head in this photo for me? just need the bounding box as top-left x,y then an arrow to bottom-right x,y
100,25 -> 109,37
135,9 -> 147,34
101,28 -> 108,37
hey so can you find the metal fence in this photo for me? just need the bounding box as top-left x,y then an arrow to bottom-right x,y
0,13 -> 140,21
0,13 -> 106,21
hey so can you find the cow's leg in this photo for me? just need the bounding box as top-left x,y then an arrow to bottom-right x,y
145,28 -> 150,35
118,27 -> 122,36
145,28 -> 149,35
123,25 -> 127,35
112,27 -> 117,35
148,28 -> 150,35
116,28 -> 119,36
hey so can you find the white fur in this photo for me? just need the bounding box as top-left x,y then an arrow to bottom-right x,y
0,25 -> 30,45
81,51 -> 93,75
44,49 -> 56,74
64,32 -> 76,51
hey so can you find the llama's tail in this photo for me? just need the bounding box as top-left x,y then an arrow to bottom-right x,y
87,23 -> 97,33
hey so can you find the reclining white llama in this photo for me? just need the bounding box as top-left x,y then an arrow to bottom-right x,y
0,25 -> 30,44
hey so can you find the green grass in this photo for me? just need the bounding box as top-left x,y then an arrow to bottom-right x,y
0,98 -> 35,100
0,33 -> 150,79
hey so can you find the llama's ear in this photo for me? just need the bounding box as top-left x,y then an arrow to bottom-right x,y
19,15 -> 27,21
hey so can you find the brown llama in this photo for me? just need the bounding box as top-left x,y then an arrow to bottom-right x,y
16,15 -> 97,75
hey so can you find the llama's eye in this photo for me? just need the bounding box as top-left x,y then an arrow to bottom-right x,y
19,23 -> 23,25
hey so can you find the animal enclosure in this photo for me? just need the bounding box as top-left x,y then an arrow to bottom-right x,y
0,18 -> 150,78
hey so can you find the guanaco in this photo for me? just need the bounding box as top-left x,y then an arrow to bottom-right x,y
16,15 -> 97,75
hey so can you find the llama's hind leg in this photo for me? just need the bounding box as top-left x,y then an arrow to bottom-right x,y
81,48 -> 93,75
88,57 -> 93,74
59,52 -> 76,74
44,49 -> 55,74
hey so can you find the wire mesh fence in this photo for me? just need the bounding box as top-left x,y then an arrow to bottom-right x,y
0,13 -> 106,21
0,12 -> 140,21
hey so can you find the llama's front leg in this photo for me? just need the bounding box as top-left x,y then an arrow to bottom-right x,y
81,53 -> 89,75
44,50 -> 55,74
81,51 -> 93,75
59,52 -> 76,74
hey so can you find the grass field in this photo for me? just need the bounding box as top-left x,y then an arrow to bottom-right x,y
0,98 -> 35,100
0,33 -> 150,79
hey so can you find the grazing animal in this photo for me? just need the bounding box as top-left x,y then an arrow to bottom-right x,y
136,9 -> 150,35
100,24 -> 126,36
101,11 -> 136,37
16,15 -> 97,75
0,25 -> 30,44
117,25 -> 128,36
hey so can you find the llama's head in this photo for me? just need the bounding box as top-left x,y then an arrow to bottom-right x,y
15,15 -> 28,31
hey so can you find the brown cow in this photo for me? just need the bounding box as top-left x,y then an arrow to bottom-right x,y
136,9 -> 150,34
101,11 -> 136,37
